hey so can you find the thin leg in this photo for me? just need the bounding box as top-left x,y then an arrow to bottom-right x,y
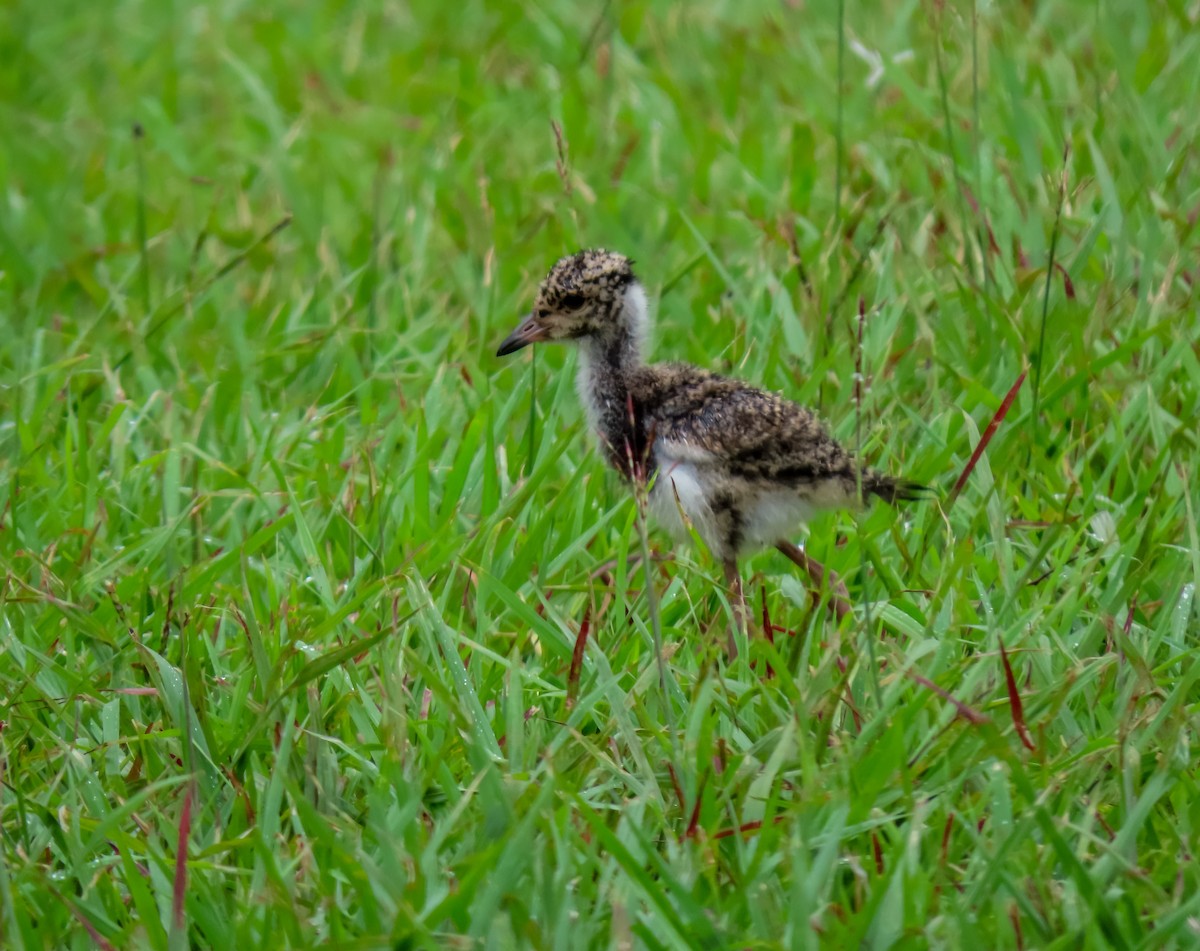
774,540 -> 852,621
722,558 -> 747,657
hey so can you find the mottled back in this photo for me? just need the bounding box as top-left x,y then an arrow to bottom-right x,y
631,364 -> 853,484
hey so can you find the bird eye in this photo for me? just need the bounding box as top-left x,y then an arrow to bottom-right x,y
560,292 -> 585,311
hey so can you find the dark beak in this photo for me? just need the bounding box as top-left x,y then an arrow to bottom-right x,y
496,314 -> 548,356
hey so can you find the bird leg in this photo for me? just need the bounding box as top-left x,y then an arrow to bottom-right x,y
774,540 -> 852,621
722,557 -> 747,657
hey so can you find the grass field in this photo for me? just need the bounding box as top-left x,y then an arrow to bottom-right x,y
3,0 -> 1200,947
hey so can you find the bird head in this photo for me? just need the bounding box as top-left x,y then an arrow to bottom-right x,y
496,249 -> 645,356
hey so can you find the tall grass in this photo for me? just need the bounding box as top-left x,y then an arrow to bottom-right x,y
1,1 -> 1198,947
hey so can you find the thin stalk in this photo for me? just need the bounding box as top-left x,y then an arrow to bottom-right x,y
366,152 -> 389,367
834,0 -> 845,228
972,0 -> 991,297
133,122 -> 151,314
1031,143 -> 1070,451
823,0 -> 847,411
626,396 -> 672,724
526,347 -> 538,472
634,485 -> 670,719
854,297 -> 882,708
933,6 -> 975,286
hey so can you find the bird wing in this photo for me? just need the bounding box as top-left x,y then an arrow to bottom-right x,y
631,364 -> 856,485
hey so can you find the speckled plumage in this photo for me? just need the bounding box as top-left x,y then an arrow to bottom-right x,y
497,249 -> 926,634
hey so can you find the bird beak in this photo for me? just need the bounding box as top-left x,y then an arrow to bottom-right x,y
496,314 -> 548,356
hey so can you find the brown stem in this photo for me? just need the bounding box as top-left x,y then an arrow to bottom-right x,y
774,540 -> 852,622
722,558 -> 747,658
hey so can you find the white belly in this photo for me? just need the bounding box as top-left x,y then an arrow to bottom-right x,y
648,460 -> 716,545
648,445 -> 819,558
740,489 -> 817,549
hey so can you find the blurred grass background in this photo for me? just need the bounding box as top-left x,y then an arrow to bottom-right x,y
2,0 -> 1199,947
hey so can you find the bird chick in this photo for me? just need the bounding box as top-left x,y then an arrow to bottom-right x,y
497,249 -> 927,649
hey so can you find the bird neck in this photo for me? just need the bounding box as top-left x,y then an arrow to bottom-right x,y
581,279 -> 649,369
575,281 -> 651,477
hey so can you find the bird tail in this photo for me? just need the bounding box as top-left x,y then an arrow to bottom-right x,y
863,472 -> 934,504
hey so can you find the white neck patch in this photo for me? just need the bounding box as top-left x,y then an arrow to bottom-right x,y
573,280 -> 652,437
623,280 -> 651,360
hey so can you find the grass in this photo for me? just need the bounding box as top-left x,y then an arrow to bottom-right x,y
2,0 -> 1199,947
